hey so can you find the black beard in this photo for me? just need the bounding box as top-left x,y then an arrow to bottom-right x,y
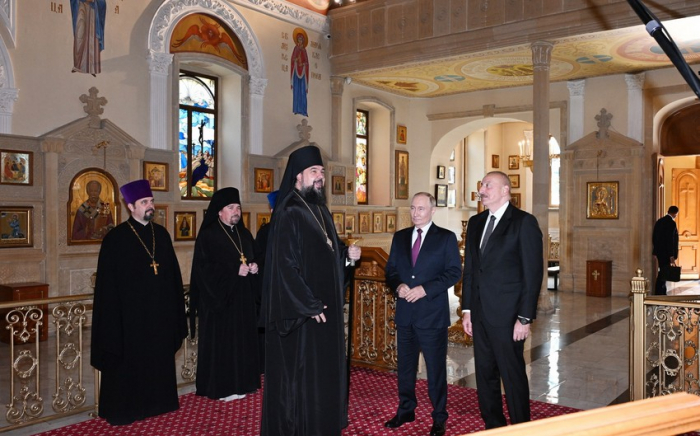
299,185 -> 326,205
144,210 -> 154,222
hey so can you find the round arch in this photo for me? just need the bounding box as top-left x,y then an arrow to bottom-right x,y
0,34 -> 18,133
148,0 -> 264,79
432,116 -> 526,160
146,0 -> 266,152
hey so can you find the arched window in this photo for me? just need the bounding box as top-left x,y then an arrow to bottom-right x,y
179,71 -> 217,199
355,109 -> 369,205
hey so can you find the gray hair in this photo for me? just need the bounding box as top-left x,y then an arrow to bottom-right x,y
412,192 -> 436,208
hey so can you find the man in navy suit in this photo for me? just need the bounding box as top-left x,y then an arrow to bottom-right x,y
385,192 -> 462,436
462,171 -> 543,429
652,206 -> 679,295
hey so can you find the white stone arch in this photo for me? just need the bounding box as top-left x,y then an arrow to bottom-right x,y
0,31 -> 18,134
147,0 -> 266,152
431,117 -> 529,227
652,95 -> 698,154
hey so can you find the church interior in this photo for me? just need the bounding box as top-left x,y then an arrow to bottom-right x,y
2,0 -> 700,433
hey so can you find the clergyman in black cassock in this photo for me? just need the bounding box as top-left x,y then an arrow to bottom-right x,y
189,187 -> 261,400
91,179 -> 187,426
261,145 -> 361,436
652,206 -> 679,295
253,190 -> 278,374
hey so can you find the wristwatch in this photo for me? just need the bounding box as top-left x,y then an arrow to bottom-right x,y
518,316 -> 532,325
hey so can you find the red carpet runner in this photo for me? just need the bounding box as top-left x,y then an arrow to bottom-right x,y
34,367 -> 587,435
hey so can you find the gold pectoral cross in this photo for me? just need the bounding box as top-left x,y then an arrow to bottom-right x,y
151,260 -> 159,275
240,254 -> 247,266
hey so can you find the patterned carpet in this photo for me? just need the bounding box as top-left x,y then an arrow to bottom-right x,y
33,367 -> 582,436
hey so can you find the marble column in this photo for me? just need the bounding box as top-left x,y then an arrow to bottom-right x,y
248,76 -> 268,156
148,51 -> 173,151
625,73 -> 645,143
330,76 -> 345,162
531,41 -> 553,312
567,79 -> 585,143
41,138 -> 65,293
0,88 -> 18,134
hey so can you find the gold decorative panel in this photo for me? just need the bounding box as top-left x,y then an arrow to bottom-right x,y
350,247 -> 398,372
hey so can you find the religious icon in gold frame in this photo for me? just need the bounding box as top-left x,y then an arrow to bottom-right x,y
0,207 -> 33,248
0,150 -> 32,185
587,181 -> 619,219
358,212 -> 371,234
395,150 -> 409,200
67,168 -> 120,245
174,211 -> 197,241
257,213 -> 271,232
153,205 -> 168,228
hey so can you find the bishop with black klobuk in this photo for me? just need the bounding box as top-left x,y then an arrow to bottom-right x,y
190,187 -> 261,400
261,145 -> 361,436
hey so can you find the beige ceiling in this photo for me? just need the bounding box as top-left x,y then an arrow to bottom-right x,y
347,24 -> 700,98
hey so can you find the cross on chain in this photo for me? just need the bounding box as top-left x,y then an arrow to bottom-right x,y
151,260 -> 159,275
240,254 -> 247,265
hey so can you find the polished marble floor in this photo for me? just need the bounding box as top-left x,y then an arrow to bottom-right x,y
5,280 -> 700,436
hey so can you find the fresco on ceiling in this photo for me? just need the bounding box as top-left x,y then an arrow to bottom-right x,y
170,14 -> 247,69
617,37 -> 700,63
350,27 -> 700,98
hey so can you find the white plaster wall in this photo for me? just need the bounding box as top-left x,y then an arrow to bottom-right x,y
12,1 -> 159,142
8,1 -> 334,162
243,12 -> 333,156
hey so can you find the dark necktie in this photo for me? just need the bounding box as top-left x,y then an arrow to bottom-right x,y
412,228 -> 422,266
480,215 -> 496,255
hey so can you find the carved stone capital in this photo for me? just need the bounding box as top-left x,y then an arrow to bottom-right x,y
625,73 -> 645,91
330,76 -> 345,96
249,76 -> 268,95
567,79 -> 585,97
531,41 -> 554,70
0,87 -> 18,113
148,51 -> 173,76
41,138 -> 66,154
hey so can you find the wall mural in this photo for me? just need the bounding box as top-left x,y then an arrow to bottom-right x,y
170,13 -> 248,69
71,0 -> 107,75
290,27 -> 310,117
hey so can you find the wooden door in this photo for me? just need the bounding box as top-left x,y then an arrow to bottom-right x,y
673,168 -> 700,277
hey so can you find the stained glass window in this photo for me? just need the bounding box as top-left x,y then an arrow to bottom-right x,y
355,110 -> 368,205
179,72 -> 217,199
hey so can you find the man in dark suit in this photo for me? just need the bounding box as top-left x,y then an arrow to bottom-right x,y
652,205 -> 679,295
462,171 -> 543,429
385,192 -> 462,436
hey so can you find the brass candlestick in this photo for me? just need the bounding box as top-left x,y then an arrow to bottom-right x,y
448,220 -> 472,346
346,233 -> 362,266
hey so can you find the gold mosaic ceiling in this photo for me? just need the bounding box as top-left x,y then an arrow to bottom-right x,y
347,21 -> 700,98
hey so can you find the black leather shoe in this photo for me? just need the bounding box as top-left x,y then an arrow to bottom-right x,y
430,421 -> 446,436
384,412 -> 415,428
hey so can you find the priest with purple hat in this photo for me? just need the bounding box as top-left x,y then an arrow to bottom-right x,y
91,179 -> 187,426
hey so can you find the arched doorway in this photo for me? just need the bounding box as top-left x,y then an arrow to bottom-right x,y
657,100 -> 700,278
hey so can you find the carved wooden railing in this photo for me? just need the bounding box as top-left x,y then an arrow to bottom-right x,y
349,247 -> 398,372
